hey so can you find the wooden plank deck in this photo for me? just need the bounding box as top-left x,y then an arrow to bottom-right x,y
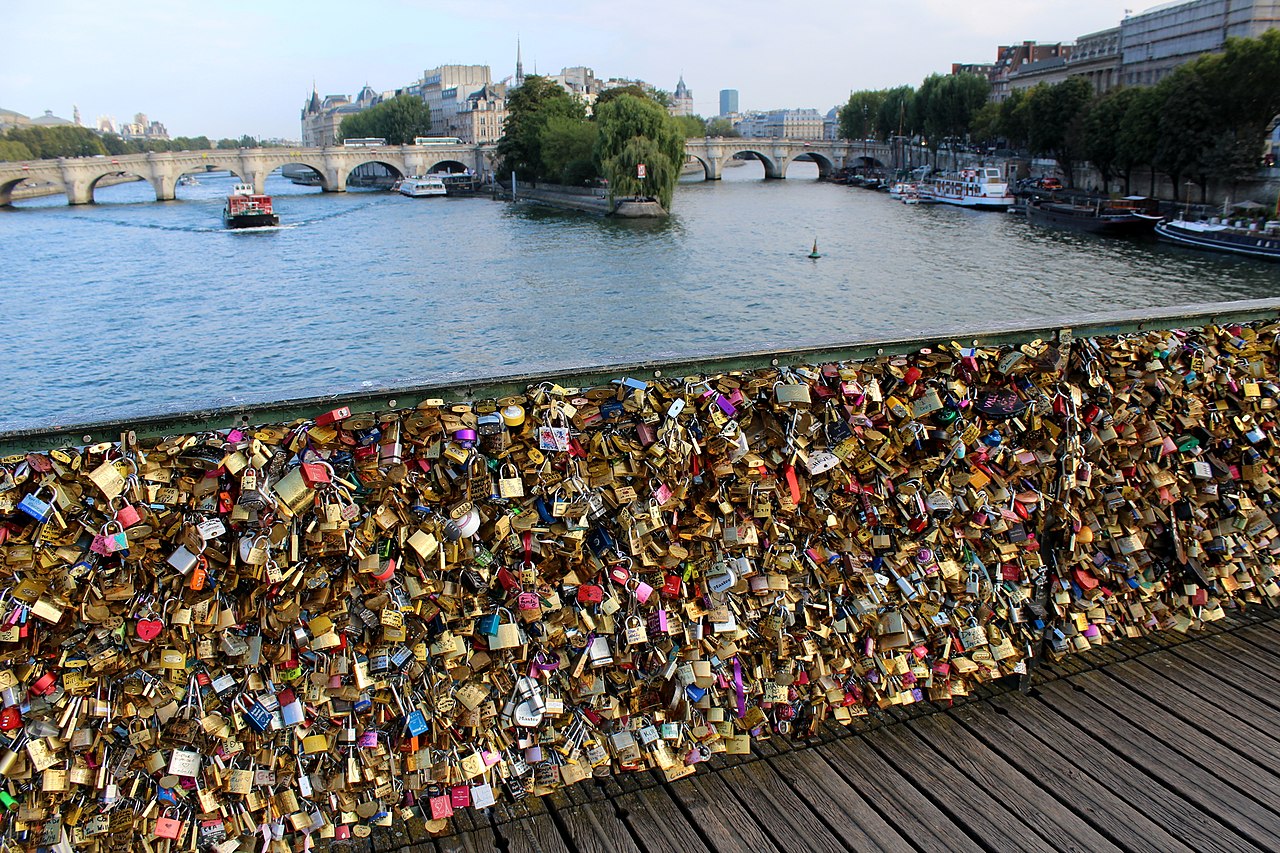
389,609 -> 1280,853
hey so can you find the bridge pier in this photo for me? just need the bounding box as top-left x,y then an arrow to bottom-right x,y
323,168 -> 347,193
65,179 -> 94,205
152,174 -> 176,202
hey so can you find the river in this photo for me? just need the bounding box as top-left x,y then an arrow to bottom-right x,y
2,161 -> 1277,431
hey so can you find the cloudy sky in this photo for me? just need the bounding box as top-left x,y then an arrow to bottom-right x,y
6,0 -> 1142,139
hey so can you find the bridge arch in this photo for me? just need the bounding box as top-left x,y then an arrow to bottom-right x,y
269,159 -> 330,192
784,151 -> 836,179
426,159 -> 470,175
0,176 -> 57,206
343,159 -> 404,188
721,149 -> 783,179
85,168 -> 160,204
852,155 -> 885,169
685,155 -> 714,181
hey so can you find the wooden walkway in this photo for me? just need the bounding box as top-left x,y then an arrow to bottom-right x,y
363,609 -> 1280,853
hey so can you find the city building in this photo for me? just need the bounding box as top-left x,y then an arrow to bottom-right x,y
1120,0 -> 1280,85
1065,27 -> 1122,95
670,76 -> 694,117
300,85 -> 381,147
118,112 -> 169,141
453,83 -> 509,145
30,109 -> 76,128
719,89 -> 739,117
951,63 -> 996,78
1005,55 -> 1074,95
966,41 -> 1073,100
549,66 -> 599,103
737,108 -> 824,139
419,65 -> 492,134
96,116 -> 116,135
823,107 -> 840,141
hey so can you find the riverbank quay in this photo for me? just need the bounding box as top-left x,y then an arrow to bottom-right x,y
512,181 -> 666,217
2,299 -> 1280,849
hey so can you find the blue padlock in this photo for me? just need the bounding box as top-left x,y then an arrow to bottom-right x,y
17,487 -> 54,523
476,612 -> 499,636
237,695 -> 272,733
405,708 -> 428,737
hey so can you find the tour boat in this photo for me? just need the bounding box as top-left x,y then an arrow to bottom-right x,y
1155,218 -> 1280,261
398,176 -> 447,198
1026,196 -> 1161,236
919,167 -> 1015,210
223,184 -> 278,228
177,175 -> 199,187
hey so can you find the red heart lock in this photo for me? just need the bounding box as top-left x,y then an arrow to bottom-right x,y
0,707 -> 21,732
135,618 -> 164,642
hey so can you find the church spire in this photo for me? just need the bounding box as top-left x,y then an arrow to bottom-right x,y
515,37 -> 525,87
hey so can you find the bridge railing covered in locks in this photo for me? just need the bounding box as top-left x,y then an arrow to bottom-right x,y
1,298 -> 1279,850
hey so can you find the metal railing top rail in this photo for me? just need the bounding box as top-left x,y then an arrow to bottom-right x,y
3,297 -> 1279,455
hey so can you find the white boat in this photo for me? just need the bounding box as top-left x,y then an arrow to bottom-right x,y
398,176 -> 446,198
919,167 -> 1015,210
177,175 -> 199,187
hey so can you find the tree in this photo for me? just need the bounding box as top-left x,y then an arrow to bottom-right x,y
339,95 -> 431,144
540,116 -> 598,185
594,94 -> 683,210
1026,77 -> 1093,183
838,90 -> 887,140
1153,69 -> 1215,200
1080,88 -> 1139,191
595,85 -> 656,111
998,89 -> 1030,150
497,75 -> 586,181
602,136 -> 677,209
875,86 -> 916,140
1117,86 -> 1160,194
970,101 -> 1002,145
4,125 -> 106,158
705,117 -> 739,137
0,140 -> 33,161
216,138 -> 241,149
673,115 -> 706,138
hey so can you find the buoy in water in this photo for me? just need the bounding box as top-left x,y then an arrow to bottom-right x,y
808,238 -> 821,259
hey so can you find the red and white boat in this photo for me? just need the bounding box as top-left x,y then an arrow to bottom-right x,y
919,167 -> 1015,210
223,183 -> 279,228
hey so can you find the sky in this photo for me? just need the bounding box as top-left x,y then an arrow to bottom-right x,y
5,0 -> 1146,140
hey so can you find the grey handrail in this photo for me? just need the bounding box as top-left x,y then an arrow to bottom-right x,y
2,297 -> 1278,455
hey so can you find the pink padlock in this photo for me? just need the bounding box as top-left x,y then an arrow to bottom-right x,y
517,591 -> 540,610
630,579 -> 654,603
113,498 -> 142,529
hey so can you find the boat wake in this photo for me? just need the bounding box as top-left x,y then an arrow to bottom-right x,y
55,200 -> 377,233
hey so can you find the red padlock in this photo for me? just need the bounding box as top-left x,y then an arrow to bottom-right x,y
300,462 -> 332,487
576,584 -> 604,605
29,671 -> 56,696
662,575 -> 682,598
0,707 -> 21,732
315,406 -> 352,427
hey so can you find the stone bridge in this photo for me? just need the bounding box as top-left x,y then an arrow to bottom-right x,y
0,144 -> 499,206
684,137 -> 894,180
0,138 -> 899,205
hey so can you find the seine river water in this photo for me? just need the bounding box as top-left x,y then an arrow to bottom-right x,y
2,161 -> 1278,430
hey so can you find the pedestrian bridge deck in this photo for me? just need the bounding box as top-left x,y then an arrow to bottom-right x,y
361,608 -> 1280,853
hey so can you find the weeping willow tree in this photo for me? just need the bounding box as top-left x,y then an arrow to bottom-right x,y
594,94 -> 683,211
603,137 -> 678,209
